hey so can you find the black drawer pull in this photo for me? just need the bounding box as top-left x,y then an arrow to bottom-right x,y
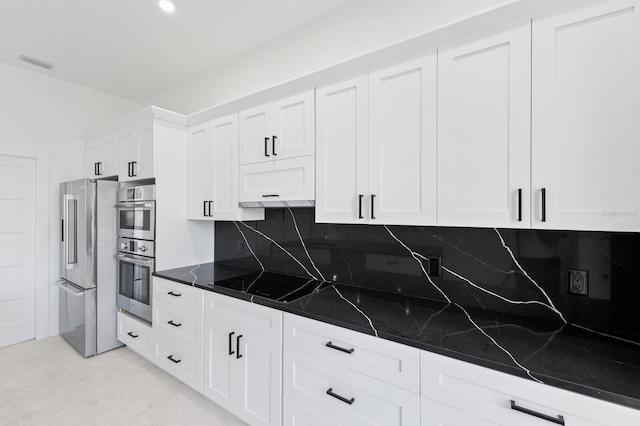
261,194 -> 280,198
127,331 -> 138,338
167,355 -> 181,364
326,341 -> 354,354
168,320 -> 182,327
228,331 -> 235,356
167,291 -> 181,297
326,388 -> 354,405
510,400 -> 564,425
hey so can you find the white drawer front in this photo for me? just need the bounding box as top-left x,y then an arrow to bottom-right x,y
421,397 -> 498,426
420,350 -> 640,426
205,292 -> 282,343
152,335 -> 203,393
153,277 -> 204,314
153,299 -> 203,352
238,155 -> 314,203
284,347 -> 420,426
283,397 -> 341,426
284,313 -> 420,393
117,311 -> 152,358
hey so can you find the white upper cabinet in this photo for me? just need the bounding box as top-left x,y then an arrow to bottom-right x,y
438,25 -> 531,228
119,120 -> 155,182
532,0 -> 640,231
239,90 -> 315,165
316,76 -> 369,224
316,55 -> 437,226
187,115 -> 264,221
86,133 -> 118,178
369,56 -> 437,226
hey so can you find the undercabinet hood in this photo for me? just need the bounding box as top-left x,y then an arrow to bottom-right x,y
239,200 -> 315,208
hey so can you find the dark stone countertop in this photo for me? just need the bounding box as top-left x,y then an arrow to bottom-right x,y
154,262 -> 640,412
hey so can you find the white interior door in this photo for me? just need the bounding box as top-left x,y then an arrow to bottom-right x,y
0,155 -> 36,348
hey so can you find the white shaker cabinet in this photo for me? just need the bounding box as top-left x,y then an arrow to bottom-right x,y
239,90 -> 315,165
119,120 -> 155,182
86,133 -> 118,178
203,292 -> 282,426
316,55 -> 437,226
532,0 -> 640,231
437,25 -> 531,228
186,115 -> 264,221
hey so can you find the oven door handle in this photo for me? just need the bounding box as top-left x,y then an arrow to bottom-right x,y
116,202 -> 154,209
116,254 -> 154,266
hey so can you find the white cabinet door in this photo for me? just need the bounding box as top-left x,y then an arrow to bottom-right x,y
315,76 -> 369,224
187,122 -> 214,220
438,25 -> 531,228
239,103 -> 271,165
119,120 -> 155,182
271,91 -> 315,161
236,329 -> 282,426
203,316 -> 236,411
369,55 -> 437,226
239,90 -> 315,165
532,0 -> 640,231
87,133 -> 118,178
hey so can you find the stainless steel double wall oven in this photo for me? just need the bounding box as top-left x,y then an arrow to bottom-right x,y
115,184 -> 156,322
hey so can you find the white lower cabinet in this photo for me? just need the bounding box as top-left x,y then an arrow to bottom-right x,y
203,292 -> 283,426
420,350 -> 640,426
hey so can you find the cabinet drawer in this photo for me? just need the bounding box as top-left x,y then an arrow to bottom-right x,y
205,292 -> 282,343
421,350 -> 640,426
284,313 -> 420,393
238,155 -> 314,205
152,334 -> 203,393
153,277 -> 203,314
283,397 -> 341,426
284,347 -> 420,426
117,311 -> 152,358
152,299 -> 203,352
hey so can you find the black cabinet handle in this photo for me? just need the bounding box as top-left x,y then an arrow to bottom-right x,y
326,388 -> 354,405
371,194 -> 376,219
94,162 -> 99,176
511,400 -> 564,425
517,188 -> 522,222
167,291 -> 181,297
203,200 -> 207,217
127,331 -> 138,338
97,162 -> 102,176
358,195 -> 363,219
61,219 -> 64,242
541,188 -> 547,222
272,135 -> 277,156
131,161 -> 137,177
228,331 -> 235,356
167,320 -> 182,327
261,194 -> 279,198
236,334 -> 243,359
127,162 -> 131,177
264,137 -> 270,157
208,201 -> 213,217
326,341 -> 355,354
167,355 -> 181,364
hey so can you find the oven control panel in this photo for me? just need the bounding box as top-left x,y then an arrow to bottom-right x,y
118,237 -> 155,258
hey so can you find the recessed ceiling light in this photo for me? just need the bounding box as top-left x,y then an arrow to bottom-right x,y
159,1 -> 175,13
19,55 -> 54,70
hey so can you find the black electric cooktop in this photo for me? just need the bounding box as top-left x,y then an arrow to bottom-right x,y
211,271 -> 331,303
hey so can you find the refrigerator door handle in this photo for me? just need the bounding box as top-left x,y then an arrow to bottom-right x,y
55,280 -> 85,297
63,194 -> 78,269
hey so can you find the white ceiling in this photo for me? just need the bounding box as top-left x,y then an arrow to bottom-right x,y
0,0 -> 354,102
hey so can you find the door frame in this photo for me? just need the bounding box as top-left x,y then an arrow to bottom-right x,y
0,143 -> 50,340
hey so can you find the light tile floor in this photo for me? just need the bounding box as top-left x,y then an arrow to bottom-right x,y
0,336 -> 246,425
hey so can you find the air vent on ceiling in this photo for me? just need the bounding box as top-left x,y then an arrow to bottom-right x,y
19,55 -> 54,70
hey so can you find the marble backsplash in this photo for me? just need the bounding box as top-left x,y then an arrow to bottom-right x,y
215,208 -> 640,340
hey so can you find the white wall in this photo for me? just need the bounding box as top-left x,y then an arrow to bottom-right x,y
145,0 -> 515,114
0,62 -> 140,337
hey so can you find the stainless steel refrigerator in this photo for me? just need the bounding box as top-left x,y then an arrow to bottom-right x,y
57,178 -> 123,357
